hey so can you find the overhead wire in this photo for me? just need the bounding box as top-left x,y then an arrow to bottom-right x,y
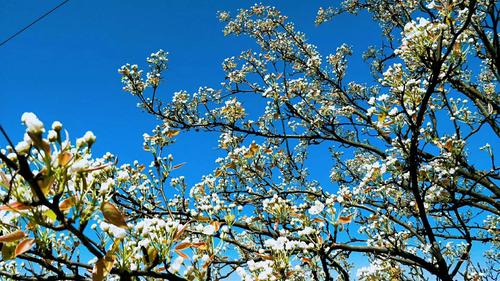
0,0 -> 70,48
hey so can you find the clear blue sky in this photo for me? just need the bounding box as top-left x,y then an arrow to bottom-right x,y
1,0 -> 381,187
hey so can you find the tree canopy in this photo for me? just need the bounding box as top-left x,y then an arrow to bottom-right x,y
0,1 -> 499,280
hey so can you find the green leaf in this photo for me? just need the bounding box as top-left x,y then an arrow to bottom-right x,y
2,242 -> 16,260
44,210 -> 57,222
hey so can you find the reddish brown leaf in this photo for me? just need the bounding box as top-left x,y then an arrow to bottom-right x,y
0,202 -> 32,211
175,242 -> 191,250
59,197 -> 76,211
302,257 -> 311,263
191,242 -> 208,250
338,215 -> 352,224
257,254 -> 273,261
172,162 -> 187,170
156,266 -> 166,272
15,238 -> 35,257
175,249 -> 189,259
101,202 -> 128,229
173,223 -> 188,241
0,230 -> 26,243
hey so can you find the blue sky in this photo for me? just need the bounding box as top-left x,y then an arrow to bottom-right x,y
1,0 -> 381,187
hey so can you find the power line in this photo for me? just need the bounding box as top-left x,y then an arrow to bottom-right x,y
0,0 -> 70,48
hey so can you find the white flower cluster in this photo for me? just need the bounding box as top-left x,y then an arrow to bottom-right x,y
220,98 -> 246,121
236,259 -> 276,281
134,218 -> 181,247
356,260 -> 385,280
99,221 -> 127,239
168,256 -> 184,273
308,200 -> 324,215
14,133 -> 33,155
264,236 -> 313,252
76,131 -> 96,147
297,226 -> 316,236
98,178 -> 115,195
21,112 -> 44,134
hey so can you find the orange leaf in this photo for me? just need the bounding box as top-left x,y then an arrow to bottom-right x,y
257,253 -> 273,261
172,162 -> 187,170
175,249 -> 189,259
214,169 -> 223,178
196,216 -> 211,222
210,221 -> 221,232
92,255 -> 115,281
0,230 -> 26,243
92,239 -> 120,281
58,151 -> 73,167
156,266 -> 166,272
101,202 -> 128,229
173,223 -> 188,241
175,242 -> 192,250
338,215 -> 352,224
15,238 -> 35,257
59,197 -> 76,211
202,257 -> 213,270
243,143 -> 259,158
0,202 -> 32,211
165,130 -> 180,138
191,242 -> 208,250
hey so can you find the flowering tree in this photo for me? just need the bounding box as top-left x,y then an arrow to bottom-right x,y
1,1 -> 499,280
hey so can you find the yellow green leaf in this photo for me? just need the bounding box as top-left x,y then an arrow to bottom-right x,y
44,210 -> 57,222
